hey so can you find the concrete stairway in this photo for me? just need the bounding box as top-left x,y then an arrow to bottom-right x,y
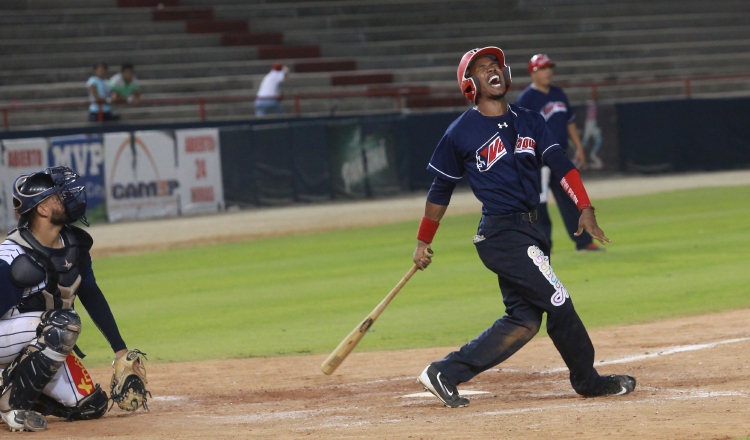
1,0 -> 749,128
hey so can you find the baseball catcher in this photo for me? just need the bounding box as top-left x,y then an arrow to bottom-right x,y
0,167 -> 149,432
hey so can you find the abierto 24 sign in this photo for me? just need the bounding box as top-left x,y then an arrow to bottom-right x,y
176,128 -> 224,215
0,138 -> 48,230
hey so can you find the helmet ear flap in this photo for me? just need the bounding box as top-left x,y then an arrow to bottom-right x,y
461,76 -> 481,104
469,76 -> 481,103
503,65 -> 512,91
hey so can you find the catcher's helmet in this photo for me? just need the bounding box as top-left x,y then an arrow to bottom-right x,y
13,166 -> 89,227
457,46 -> 512,104
528,54 -> 555,73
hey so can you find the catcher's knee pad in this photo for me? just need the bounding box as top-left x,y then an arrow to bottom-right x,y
36,309 -> 82,356
31,385 -> 108,421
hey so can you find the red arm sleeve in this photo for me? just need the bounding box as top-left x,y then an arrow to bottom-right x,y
560,169 -> 594,211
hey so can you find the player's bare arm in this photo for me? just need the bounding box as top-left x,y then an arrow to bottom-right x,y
413,201 -> 447,270
576,207 -> 611,244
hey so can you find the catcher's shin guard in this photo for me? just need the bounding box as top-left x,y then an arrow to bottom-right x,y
32,385 -> 108,421
0,309 -> 81,412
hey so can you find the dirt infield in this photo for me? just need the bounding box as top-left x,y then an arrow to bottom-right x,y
23,170 -> 748,439
37,308 -> 750,439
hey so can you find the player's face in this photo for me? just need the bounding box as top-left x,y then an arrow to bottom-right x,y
41,195 -> 69,226
469,56 -> 507,99
531,66 -> 554,86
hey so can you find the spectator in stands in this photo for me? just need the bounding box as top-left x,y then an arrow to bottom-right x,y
515,54 -> 602,252
86,62 -> 119,122
254,63 -> 289,116
110,63 -> 142,104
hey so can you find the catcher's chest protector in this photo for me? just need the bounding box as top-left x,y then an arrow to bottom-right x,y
7,228 -> 82,311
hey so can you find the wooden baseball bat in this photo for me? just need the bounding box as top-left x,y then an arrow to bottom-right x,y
321,251 -> 430,375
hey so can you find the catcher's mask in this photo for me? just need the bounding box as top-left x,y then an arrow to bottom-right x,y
13,166 -> 89,227
457,46 -> 513,104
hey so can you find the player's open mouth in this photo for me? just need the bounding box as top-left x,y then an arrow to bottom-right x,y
488,75 -> 502,87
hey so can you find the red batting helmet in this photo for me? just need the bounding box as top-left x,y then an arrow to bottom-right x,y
528,54 -> 555,73
457,47 -> 512,104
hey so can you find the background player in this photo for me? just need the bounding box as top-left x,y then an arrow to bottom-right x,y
413,47 -> 634,408
0,167 -> 141,431
515,54 -> 602,252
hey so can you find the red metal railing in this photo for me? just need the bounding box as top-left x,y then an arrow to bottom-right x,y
2,73 -> 750,129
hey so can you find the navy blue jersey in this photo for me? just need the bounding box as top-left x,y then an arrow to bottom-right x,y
427,105 -> 574,215
515,85 -> 575,150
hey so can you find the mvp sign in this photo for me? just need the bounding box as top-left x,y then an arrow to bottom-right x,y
48,135 -> 106,219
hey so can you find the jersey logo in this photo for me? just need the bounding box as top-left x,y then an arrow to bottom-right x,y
540,101 -> 567,121
514,137 -> 536,156
476,133 -> 507,172
498,122 -> 508,129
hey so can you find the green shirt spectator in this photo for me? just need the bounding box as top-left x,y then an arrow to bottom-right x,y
110,63 -> 141,104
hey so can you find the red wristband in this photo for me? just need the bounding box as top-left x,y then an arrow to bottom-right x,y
417,217 -> 440,243
560,169 -> 592,211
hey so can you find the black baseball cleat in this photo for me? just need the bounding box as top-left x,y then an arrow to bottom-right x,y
601,374 -> 636,396
417,365 -> 469,408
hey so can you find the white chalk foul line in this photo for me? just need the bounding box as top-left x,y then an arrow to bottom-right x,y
150,395 -> 188,402
402,390 -> 490,398
540,336 -> 750,374
469,389 -> 749,418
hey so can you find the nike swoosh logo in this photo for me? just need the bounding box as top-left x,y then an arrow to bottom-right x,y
437,372 -> 453,397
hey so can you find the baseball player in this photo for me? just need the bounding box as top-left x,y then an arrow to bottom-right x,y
414,47 -> 635,408
515,54 -> 602,252
0,167 -> 147,432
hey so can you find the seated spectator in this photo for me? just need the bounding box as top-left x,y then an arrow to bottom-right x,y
86,62 -> 119,122
110,63 -> 142,104
254,63 -> 289,116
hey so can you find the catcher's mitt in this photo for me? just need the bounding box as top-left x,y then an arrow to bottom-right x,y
110,349 -> 151,412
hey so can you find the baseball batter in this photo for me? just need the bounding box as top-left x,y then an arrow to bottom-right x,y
0,167 -> 147,432
414,47 -> 635,408
515,54 -> 601,252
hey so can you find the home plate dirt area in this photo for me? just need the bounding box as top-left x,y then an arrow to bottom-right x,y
32,308 -> 750,439
29,171 -> 750,439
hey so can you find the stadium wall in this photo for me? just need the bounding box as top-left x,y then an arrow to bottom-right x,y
1,97 -> 748,228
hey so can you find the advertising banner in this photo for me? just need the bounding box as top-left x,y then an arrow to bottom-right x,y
327,120 -> 400,199
48,134 -> 106,223
0,138 -> 49,230
571,102 -> 621,174
104,131 -> 179,222
175,128 -> 224,215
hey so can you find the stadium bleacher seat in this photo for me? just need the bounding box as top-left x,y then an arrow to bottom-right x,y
1,0 -> 749,128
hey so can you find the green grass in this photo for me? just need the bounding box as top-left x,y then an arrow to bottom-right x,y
76,185 -> 750,366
